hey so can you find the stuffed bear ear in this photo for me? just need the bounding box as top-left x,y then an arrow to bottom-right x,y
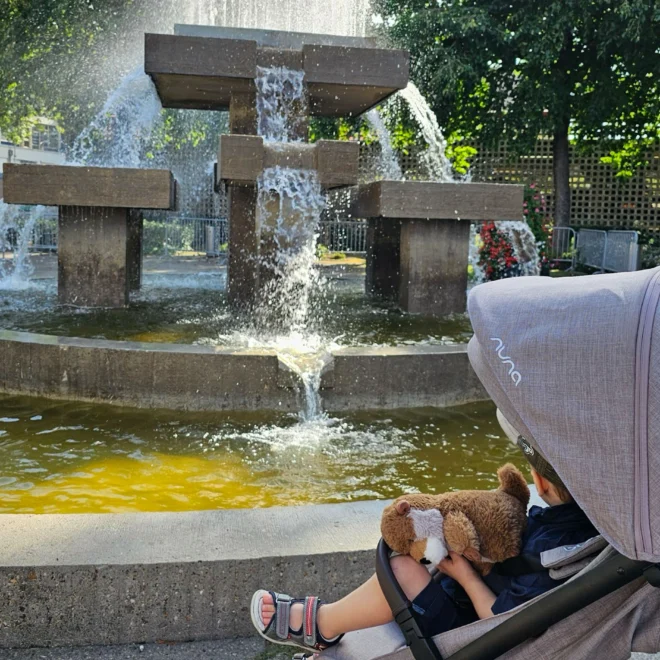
396,500 -> 411,515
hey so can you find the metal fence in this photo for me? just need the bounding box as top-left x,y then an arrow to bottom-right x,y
575,229 -> 639,272
549,227 -> 577,267
603,230 -> 640,272
318,220 -> 367,254
2,214 -> 368,257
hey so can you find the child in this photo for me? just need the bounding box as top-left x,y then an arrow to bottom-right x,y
250,409 -> 598,654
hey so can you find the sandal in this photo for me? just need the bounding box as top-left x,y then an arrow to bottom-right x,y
250,589 -> 344,653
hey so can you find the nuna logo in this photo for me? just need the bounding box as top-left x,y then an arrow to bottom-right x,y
490,338 -> 522,387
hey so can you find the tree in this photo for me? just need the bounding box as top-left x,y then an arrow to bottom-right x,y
375,0 -> 660,226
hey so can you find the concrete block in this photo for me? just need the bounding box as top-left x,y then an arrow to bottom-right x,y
58,206 -> 130,308
145,33 -> 409,117
217,136 -> 358,189
366,218 -> 401,299
227,184 -> 259,307
3,165 -> 176,210
353,181 -> 524,221
356,181 -> 523,316
399,219 -> 472,316
127,211 -> 143,292
324,345 -> 487,411
0,502 -> 383,647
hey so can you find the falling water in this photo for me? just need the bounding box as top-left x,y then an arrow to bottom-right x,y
366,109 -> 403,180
256,67 -> 307,142
499,221 -> 541,277
468,221 -> 540,285
192,0 -> 371,36
67,67 -> 163,168
0,203 -> 45,289
254,165 -> 326,334
399,82 -> 454,183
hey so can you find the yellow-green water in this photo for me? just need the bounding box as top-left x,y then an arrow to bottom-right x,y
0,281 -> 472,347
0,396 -> 527,514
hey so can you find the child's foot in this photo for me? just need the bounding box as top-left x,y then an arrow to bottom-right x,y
251,590 -> 343,653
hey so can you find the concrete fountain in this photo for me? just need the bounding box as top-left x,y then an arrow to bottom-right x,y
0,23 -> 526,651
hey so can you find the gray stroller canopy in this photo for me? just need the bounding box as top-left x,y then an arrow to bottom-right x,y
467,267 -> 660,563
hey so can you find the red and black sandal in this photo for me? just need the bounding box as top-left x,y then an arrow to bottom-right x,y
250,589 -> 344,653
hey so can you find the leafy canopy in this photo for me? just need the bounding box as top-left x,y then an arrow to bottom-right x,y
375,0 -> 660,163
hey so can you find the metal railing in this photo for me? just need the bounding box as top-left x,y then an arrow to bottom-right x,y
603,230 -> 639,272
2,215 -> 368,257
576,228 -> 639,272
317,220 -> 367,254
549,227 -> 577,268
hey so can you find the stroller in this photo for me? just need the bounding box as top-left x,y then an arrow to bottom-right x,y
325,268 -> 660,660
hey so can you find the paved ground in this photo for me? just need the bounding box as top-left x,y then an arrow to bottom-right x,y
4,253 -> 366,281
0,639 -> 657,660
0,638 -> 289,660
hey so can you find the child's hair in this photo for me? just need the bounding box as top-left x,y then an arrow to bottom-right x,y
517,435 -> 573,503
496,410 -> 573,503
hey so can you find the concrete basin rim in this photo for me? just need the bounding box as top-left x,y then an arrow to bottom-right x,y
0,328 -> 470,358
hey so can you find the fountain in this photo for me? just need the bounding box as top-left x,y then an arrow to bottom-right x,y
0,16 -> 528,652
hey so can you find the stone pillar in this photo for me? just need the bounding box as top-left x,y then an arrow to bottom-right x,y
227,185 -> 259,306
127,211 -> 143,292
399,219 -> 471,316
227,92 -> 259,306
58,206 -> 130,308
229,92 -> 257,135
366,218 -> 401,300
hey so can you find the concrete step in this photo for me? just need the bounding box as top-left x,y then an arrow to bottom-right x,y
0,639 -> 656,660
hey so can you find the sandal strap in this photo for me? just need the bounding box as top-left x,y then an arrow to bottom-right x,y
275,592 -> 294,640
303,596 -> 319,648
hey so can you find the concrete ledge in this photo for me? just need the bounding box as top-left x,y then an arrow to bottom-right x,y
353,181 -> 523,221
324,344 -> 487,410
0,331 -> 487,412
3,165 -> 176,210
0,501 -> 384,648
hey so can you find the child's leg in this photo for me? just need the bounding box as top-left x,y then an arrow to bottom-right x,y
260,555 -> 432,639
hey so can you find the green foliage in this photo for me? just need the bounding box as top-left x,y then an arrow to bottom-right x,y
0,0 -> 142,142
523,183 -> 552,262
374,0 -> 660,158
446,135 -> 477,175
143,219 -> 194,255
600,139 -> 654,179
316,243 -> 330,259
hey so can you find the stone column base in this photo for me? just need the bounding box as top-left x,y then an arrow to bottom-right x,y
366,218 -> 470,317
58,206 -> 136,308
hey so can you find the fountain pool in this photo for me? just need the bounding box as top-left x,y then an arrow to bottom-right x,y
0,397 -> 525,514
0,272 -> 472,347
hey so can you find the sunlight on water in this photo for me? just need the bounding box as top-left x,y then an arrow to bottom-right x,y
0,396 -> 527,514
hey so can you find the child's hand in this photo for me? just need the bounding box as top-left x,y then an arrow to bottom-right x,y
437,551 -> 478,584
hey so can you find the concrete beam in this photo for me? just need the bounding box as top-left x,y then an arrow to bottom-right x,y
353,181 -> 524,221
3,165 -> 176,210
217,136 -> 359,189
0,501 -> 383,647
145,33 -> 409,116
0,332 -> 487,412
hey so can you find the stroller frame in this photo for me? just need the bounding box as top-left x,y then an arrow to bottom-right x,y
377,539 -> 660,660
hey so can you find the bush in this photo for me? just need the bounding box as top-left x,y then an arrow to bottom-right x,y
523,183 -> 552,269
478,221 -> 521,281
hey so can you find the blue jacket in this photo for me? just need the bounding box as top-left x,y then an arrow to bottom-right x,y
442,501 -> 598,617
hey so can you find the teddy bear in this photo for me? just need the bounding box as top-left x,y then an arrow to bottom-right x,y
381,463 -> 530,576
